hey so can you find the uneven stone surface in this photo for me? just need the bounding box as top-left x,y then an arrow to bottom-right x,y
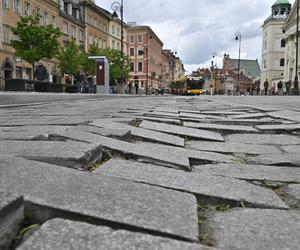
250,153 -> 300,167
0,192 -> 24,250
226,133 -> 300,145
188,141 -> 280,154
208,209 -> 300,250
18,219 -> 213,250
96,159 -> 288,209
140,120 -> 225,141
1,95 -> 300,249
0,156 -> 199,241
184,122 -> 258,133
194,163 -> 300,183
0,140 -> 102,169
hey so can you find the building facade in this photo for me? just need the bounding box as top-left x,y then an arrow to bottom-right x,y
282,0 -> 300,90
261,0 -> 291,91
0,0 -> 60,89
127,23 -> 163,93
161,49 -> 176,90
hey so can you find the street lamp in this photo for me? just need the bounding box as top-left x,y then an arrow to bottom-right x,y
235,31 -> 242,95
293,0 -> 299,95
111,0 -> 124,94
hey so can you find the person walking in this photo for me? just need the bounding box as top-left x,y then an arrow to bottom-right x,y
75,73 -> 82,93
264,79 -> 269,95
277,81 -> 283,95
135,82 -> 139,95
87,76 -> 94,94
285,81 -> 291,95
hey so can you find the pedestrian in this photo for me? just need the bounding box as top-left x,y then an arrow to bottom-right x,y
264,79 -> 269,95
286,81 -> 291,95
87,76 -> 93,94
75,73 -> 82,93
135,82 -> 139,95
271,83 -> 275,95
128,82 -> 132,94
277,81 -> 283,95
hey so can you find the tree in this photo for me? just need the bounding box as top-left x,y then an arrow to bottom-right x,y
58,38 -> 81,77
80,43 -> 101,76
11,12 -> 61,78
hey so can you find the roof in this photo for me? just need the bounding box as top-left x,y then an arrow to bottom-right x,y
229,59 -> 261,78
272,0 -> 291,6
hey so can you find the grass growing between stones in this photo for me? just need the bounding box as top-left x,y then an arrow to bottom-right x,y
87,150 -> 111,172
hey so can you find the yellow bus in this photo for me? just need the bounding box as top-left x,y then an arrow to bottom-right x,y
171,77 -> 205,95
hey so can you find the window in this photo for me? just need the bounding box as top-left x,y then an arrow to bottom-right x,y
2,0 -> 9,9
130,48 -> 134,56
43,11 -> 48,25
112,25 -> 115,34
71,25 -> 76,38
130,36 -> 134,43
280,58 -> 285,67
79,29 -> 84,41
263,60 -> 267,69
13,0 -> 20,13
52,15 -> 56,26
67,3 -> 72,15
3,24 -> 11,44
138,35 -> 142,43
112,40 -> 115,49
138,62 -> 143,71
281,39 -> 286,48
89,35 -> 93,45
24,2 -> 30,16
264,40 -> 267,51
16,66 -> 22,78
76,9 -> 80,19
138,48 -> 144,56
59,0 -> 63,11
117,42 -> 120,49
130,62 -> 134,71
35,7 -> 40,15
63,21 -> 68,35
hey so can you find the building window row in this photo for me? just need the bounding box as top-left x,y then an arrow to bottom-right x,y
129,47 -> 144,56
129,35 -> 143,44
88,16 -> 107,33
3,24 -> 11,44
129,62 -> 143,72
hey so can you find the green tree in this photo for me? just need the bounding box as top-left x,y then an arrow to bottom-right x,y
11,12 -> 61,78
58,38 -> 81,77
80,43 -> 101,76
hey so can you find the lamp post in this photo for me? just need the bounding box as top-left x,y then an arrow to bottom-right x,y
111,0 -> 124,94
235,31 -> 242,95
293,0 -> 299,95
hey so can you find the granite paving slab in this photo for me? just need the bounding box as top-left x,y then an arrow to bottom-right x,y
144,111 -> 180,119
95,159 -> 288,209
184,122 -> 258,133
229,113 -> 267,119
256,124 -> 300,131
0,156 -> 199,241
200,111 -> 246,115
188,141 -> 280,154
134,116 -> 181,125
194,164 -> 300,183
226,133 -> 300,145
286,184 -> 300,200
18,219 -> 213,250
0,140 -> 102,169
267,110 -> 300,122
140,121 -> 225,142
0,192 -> 24,250
89,120 -> 185,147
208,209 -> 300,250
282,145 -> 300,153
250,153 -> 300,167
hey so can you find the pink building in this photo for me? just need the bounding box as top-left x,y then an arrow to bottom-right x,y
127,23 -> 163,93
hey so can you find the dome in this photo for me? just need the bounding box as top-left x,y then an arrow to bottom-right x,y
272,0 -> 291,6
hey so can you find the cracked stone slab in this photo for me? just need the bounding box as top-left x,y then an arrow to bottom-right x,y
144,111 -> 180,119
96,159 -> 288,209
267,110 -> 300,122
256,124 -> 300,131
0,140 -> 102,169
89,120 -> 185,147
226,133 -> 300,145
194,164 -> 300,183
250,153 -> 300,167
208,209 -> 300,250
188,141 -> 280,155
0,156 -> 199,241
200,111 -> 246,115
0,192 -> 24,250
140,121 -> 224,142
18,219 -> 213,250
184,122 -> 258,133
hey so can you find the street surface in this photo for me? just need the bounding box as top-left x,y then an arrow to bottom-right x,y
0,95 -> 300,249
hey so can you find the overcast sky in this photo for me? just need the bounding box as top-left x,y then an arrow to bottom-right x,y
96,0 -> 295,73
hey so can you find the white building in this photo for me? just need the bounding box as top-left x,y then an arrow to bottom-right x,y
282,0 -> 300,92
261,0 -> 291,91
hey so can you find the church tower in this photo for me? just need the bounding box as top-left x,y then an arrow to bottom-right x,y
261,0 -> 291,92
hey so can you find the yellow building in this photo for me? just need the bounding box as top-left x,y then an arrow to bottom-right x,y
0,0 -> 60,89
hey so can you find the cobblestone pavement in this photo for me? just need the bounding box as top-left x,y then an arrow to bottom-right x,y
0,95 -> 300,250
